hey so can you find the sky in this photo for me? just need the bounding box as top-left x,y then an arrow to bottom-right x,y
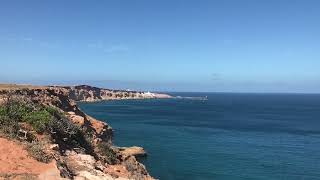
0,0 -> 320,93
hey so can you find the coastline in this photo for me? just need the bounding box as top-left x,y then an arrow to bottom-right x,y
0,84 -> 171,179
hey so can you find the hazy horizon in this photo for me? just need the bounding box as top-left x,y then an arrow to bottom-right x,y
1,1 -> 320,93
1,80 -> 320,94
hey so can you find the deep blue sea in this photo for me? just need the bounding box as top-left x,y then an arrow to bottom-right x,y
79,93 -> 320,180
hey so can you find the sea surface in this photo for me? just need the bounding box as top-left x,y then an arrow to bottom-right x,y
79,93 -> 320,180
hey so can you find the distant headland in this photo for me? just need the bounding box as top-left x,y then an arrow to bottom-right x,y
0,84 -> 173,102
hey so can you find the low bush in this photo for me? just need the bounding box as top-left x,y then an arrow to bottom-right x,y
0,114 -> 19,138
24,109 -> 52,133
1,96 -> 33,120
48,115 -> 95,154
0,96 -> 54,134
0,106 -> 5,115
97,142 -> 118,164
48,116 -> 80,138
26,141 -> 52,163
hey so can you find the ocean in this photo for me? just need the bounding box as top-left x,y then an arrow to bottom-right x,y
79,93 -> 320,180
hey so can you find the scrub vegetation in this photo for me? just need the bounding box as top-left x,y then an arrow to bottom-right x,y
0,94 -> 94,162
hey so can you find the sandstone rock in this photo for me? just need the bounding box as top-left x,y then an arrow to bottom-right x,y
69,153 -> 96,171
65,153 -> 131,180
68,111 -> 76,115
69,114 -> 85,126
75,171 -> 115,180
104,164 -> 130,179
86,115 -> 113,144
95,161 -> 105,171
119,146 -> 147,158
122,156 -> 154,180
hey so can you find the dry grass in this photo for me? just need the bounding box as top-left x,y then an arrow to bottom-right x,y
26,141 -> 52,163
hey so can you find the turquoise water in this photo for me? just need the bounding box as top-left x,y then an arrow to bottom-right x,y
79,93 -> 320,180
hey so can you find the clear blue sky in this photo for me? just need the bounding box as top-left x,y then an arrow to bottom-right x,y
1,0 -> 319,93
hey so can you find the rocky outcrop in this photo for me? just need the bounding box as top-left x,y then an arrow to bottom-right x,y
118,146 -> 147,158
0,84 -> 156,180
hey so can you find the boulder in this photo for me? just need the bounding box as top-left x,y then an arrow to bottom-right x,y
119,146 -> 147,158
68,115 -> 85,126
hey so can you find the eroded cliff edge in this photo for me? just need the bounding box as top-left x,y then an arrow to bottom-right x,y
0,84 -> 170,180
55,85 -> 172,102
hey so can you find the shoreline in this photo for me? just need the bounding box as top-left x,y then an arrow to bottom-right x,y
0,83 -> 166,179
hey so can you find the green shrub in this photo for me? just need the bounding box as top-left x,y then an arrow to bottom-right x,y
44,106 -> 64,117
0,106 -> 5,116
0,97 -> 53,135
3,98 -> 32,121
0,96 -> 94,155
24,109 -> 52,133
0,96 -> 60,134
97,142 -> 118,164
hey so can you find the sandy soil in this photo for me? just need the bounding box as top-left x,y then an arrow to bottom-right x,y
0,138 -> 60,179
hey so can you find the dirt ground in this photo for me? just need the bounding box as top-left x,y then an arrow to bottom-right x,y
0,137 -> 60,180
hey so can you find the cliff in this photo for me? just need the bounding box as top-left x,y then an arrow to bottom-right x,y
0,84 -> 166,180
54,85 -> 172,102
